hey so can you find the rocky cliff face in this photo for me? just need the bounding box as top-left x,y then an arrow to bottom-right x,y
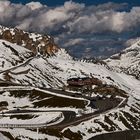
0,25 -> 59,55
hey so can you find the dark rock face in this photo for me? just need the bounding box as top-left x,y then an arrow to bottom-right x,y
0,101 -> 8,107
0,26 -> 59,55
1,30 -> 13,42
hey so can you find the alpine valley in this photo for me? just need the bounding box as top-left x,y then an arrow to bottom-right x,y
0,25 -> 139,140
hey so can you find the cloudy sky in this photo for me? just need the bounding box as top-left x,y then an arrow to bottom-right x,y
1,0 -> 140,58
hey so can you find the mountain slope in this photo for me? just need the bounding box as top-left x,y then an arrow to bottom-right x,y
0,49 -> 139,139
0,39 -> 33,71
0,48 -> 134,88
106,40 -> 140,80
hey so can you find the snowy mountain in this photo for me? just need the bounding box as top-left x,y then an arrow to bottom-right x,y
106,39 -> 140,80
0,39 -> 33,71
0,26 -> 139,140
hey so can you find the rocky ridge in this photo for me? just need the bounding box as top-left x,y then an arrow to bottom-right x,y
0,25 -> 59,56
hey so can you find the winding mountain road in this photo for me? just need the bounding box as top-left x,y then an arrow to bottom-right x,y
0,109 -> 76,129
0,86 -> 127,130
0,56 -> 35,74
47,98 -> 127,130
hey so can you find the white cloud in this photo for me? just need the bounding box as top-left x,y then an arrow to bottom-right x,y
63,0 -> 85,11
26,2 -> 43,10
0,1 -> 10,12
64,38 -> 85,47
16,18 -> 33,30
67,8 -> 140,33
16,6 -> 31,18
0,0 -> 139,34
111,12 -> 125,32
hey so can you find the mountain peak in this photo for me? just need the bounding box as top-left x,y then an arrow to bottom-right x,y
0,25 -> 59,56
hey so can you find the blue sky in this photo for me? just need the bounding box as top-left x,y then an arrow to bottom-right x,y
1,0 -> 140,58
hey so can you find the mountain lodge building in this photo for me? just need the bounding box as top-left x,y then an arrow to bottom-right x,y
67,76 -> 102,91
